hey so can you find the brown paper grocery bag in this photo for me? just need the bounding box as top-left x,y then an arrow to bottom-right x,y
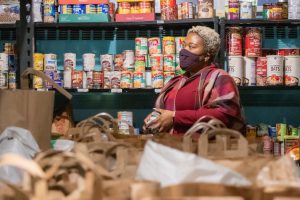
0,68 -> 72,150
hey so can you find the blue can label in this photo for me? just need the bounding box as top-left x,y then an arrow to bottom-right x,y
44,3 -> 55,16
54,71 -> 64,87
60,5 -> 73,14
72,5 -> 86,14
98,4 -> 109,14
45,70 -> 55,89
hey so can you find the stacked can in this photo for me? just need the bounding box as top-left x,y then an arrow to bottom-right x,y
240,1 -> 253,19
198,0 -> 214,18
148,37 -> 161,88
63,53 -> 76,89
228,0 -> 239,20
44,53 -> 59,89
161,0 -> 177,20
33,53 -> 44,89
288,0 -> 300,19
43,0 -> 56,23
175,37 -> 185,75
178,2 -> 195,20
162,37 -> 176,86
0,53 -> 8,89
82,53 -> 96,89
284,56 -> 300,86
134,37 -> 147,88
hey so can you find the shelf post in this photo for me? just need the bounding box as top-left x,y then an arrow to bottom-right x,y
219,18 -> 226,69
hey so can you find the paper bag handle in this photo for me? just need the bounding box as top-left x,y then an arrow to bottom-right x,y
198,128 -> 248,158
21,68 -> 72,100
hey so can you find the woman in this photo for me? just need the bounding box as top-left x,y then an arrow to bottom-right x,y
144,26 -> 245,135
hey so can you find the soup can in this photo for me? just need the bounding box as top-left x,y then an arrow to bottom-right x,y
133,71 -> 145,88
284,56 -> 300,86
43,0 -> 56,23
53,70 -> 63,87
86,4 -> 97,14
118,2 -> 131,14
64,53 -> 76,70
160,0 -> 177,20
98,4 -> 109,14
93,71 -> 103,89
63,70 -> 72,89
123,50 -> 135,71
228,56 -> 244,86
164,71 -> 175,85
0,71 -> 8,89
163,37 -> 176,55
114,54 -> 124,71
198,0 -> 214,18
83,53 -> 96,71
150,54 -> 163,71
121,71 -> 133,89
256,57 -> 267,86
163,54 -> 176,72
245,27 -> 261,57
84,71 -> 93,89
59,4 -> 73,14
103,71 -> 111,89
139,2 -> 152,13
135,37 -> 148,55
8,71 -> 16,89
44,70 -> 55,89
152,70 -> 164,89
240,1 -> 253,19
33,75 -> 43,89
181,2 -> 194,19
34,53 -> 44,71
227,27 -> 242,56
244,57 -> 256,86
266,55 -> 284,86
44,53 -> 57,71
72,70 -> 83,88
175,37 -> 185,54
101,54 -> 114,71
148,37 -> 162,55
135,55 -> 146,72
72,4 -> 86,14
0,53 -> 8,71
228,0 -> 239,20
110,71 -> 121,89
118,111 -> 133,135
278,49 -> 300,56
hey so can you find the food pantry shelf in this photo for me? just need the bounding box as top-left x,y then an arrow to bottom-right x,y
0,24 -> 16,29
222,19 -> 300,26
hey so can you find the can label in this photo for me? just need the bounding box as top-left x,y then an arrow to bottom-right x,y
0,71 -> 8,89
8,71 -> 16,89
104,71 -> 112,89
72,5 -> 86,14
118,111 -> 133,135
0,53 -> 8,71
266,55 -> 284,86
111,71 -> 121,89
181,2 -> 193,19
72,71 -> 83,89
44,1 -> 55,22
54,71 -> 63,87
150,54 -> 163,71
44,70 -> 55,89
60,5 -> 73,14
44,54 -> 57,71
123,50 -> 135,71
278,49 -> 300,56
152,70 -> 164,88
98,4 -> 109,14
63,70 -> 72,89
284,56 -> 300,86
256,57 -> 267,86
93,71 -> 103,89
245,28 -> 261,57
148,38 -> 162,55
240,2 -> 253,19
34,53 -> 44,71
101,54 -> 114,71
228,56 -> 244,86
175,37 -> 185,54
121,71 -> 133,89
33,76 -> 43,89
163,37 -> 175,55
64,53 -> 76,71
133,72 -> 145,88
228,1 -> 239,20
114,54 -> 124,71
164,71 -> 175,85
135,55 -> 146,72
228,28 -> 242,56
244,57 -> 256,86
135,37 -> 148,55
163,54 -> 176,72
83,53 -> 96,71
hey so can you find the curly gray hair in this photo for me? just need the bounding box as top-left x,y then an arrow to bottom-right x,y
187,26 -> 221,59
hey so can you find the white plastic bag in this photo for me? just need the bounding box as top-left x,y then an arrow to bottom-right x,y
136,141 -> 251,187
52,139 -> 75,152
0,127 -> 40,184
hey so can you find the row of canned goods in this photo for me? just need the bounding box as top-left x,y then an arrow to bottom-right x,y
135,37 -> 185,56
228,55 -> 300,86
227,27 -> 262,57
228,0 -> 256,20
59,4 -> 109,15
35,52 -> 183,73
33,70 -> 175,89
0,71 -> 16,89
118,2 -> 154,14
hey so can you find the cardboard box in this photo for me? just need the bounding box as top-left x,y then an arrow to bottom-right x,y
115,13 -> 155,22
59,14 -> 110,23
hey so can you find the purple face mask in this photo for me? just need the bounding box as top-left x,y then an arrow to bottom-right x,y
179,49 -> 204,71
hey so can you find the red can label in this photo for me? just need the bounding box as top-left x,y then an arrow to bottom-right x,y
93,71 -> 103,89
256,57 -> 267,86
245,28 -> 261,57
72,71 -> 83,89
228,31 -> 242,56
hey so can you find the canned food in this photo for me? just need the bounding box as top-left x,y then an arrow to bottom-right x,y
118,2 -> 131,14
8,71 -> 16,89
276,123 -> 287,138
85,71 -> 93,89
59,4 -> 73,14
43,0 -> 56,23
240,2 -> 253,19
148,37 -> 162,55
86,4 -> 97,14
0,53 -> 8,71
245,28 -> 261,57
150,54 -> 163,71
228,56 -> 244,86
72,5 -> 86,14
108,3 -> 115,21
118,111 -> 133,135
133,72 -> 145,88
177,4 -> 182,20
44,53 -> 57,71
131,3 -> 140,14
63,70 -> 72,89
139,2 -> 152,13
123,50 -> 135,71
135,55 -> 146,72
263,135 -> 273,154
263,4 -> 272,19
246,126 -> 257,139
33,75 -> 43,89
227,27 -> 242,56
175,37 -> 185,54
103,71 -> 111,89
266,55 -> 284,86
98,4 -> 109,14
83,53 -> 96,71
198,0 -> 214,18
111,71 -> 121,89
182,2 -> 194,19
278,49 -> 300,56
72,70 -> 83,89
256,57 -> 267,86
152,70 -> 164,89
135,37 -> 148,55
228,0 -> 239,20
93,71 -> 103,89
114,54 -> 124,71
101,54 -> 114,71
0,71 -> 8,89
161,0 -> 177,20
34,53 -> 44,71
54,71 -> 63,87
44,70 -> 55,89
269,4 -> 282,20
244,57 -> 256,86
278,1 -> 288,19
64,53 -> 76,71
284,56 -> 300,86
121,71 -> 133,89
145,70 -> 152,88
163,37 -> 176,55
164,71 -> 175,85
163,54 -> 176,72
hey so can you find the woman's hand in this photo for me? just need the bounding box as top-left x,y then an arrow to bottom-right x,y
146,108 -> 174,133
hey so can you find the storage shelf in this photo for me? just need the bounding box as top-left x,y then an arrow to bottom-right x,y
223,19 -> 300,26
0,23 -> 16,29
